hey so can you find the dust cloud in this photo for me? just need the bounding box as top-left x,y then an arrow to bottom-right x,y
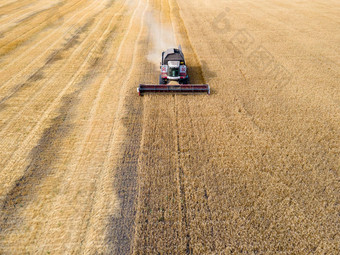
145,11 -> 177,69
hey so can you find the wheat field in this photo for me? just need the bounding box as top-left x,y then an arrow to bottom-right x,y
0,0 -> 339,254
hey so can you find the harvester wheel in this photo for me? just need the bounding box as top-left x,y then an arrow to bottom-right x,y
159,75 -> 166,84
182,77 -> 189,84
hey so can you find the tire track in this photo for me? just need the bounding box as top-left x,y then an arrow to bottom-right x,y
167,3 -> 242,247
133,94 -> 182,254
165,2 -> 192,250
132,0 -> 185,253
166,2 -> 233,244
174,96 -> 192,254
168,0 -> 207,252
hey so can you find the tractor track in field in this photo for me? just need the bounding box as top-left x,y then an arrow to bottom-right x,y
132,0 -> 182,252
174,96 -> 192,254
132,0 -> 208,253
169,1 -> 208,251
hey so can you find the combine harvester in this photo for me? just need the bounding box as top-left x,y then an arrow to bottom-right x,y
138,45 -> 210,95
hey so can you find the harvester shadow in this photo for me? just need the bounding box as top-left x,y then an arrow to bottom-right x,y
200,60 -> 217,80
187,66 -> 206,84
188,64 -> 217,95
188,63 -> 216,85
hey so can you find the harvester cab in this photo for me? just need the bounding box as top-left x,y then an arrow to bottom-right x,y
138,45 -> 210,95
161,60 -> 187,84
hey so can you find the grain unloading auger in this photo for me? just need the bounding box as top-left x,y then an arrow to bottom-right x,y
138,45 -> 210,96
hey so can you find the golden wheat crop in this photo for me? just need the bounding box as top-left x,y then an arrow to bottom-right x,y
0,0 -> 339,254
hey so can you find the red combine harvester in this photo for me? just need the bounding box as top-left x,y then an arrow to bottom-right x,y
138,45 -> 210,96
